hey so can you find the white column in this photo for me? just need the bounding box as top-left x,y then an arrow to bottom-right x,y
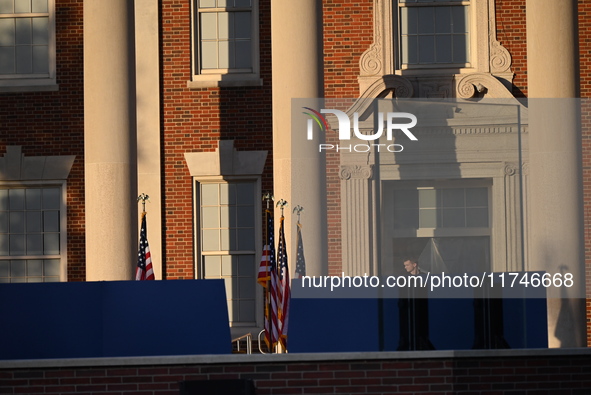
272,0 -> 327,276
526,0 -> 585,347
84,0 -> 136,281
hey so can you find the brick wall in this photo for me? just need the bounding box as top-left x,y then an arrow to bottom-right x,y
0,0 -> 86,281
579,0 -> 591,346
578,1 -> 591,346
322,0 -> 374,274
495,0 -> 528,98
580,0 -> 591,98
2,351 -> 591,394
159,0 -> 273,279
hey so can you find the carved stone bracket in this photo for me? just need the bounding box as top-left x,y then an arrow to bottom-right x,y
359,0 -> 387,78
490,40 -> 512,74
456,73 -> 514,99
340,165 -> 374,180
360,42 -> 382,78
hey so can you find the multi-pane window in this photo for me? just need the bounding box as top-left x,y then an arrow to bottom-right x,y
392,186 -> 488,229
398,0 -> 470,66
0,186 -> 63,283
0,0 -> 54,80
385,182 -> 490,274
195,0 -> 253,73
198,181 -> 257,326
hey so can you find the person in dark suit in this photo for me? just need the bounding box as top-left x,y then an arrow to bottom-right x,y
398,258 -> 435,351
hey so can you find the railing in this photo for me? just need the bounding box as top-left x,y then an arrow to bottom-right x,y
258,329 -> 268,354
231,333 -> 252,354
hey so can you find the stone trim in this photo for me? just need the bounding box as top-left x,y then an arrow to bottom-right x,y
358,0 -> 514,99
0,146 -> 75,181
184,140 -> 268,177
2,347 -> 590,369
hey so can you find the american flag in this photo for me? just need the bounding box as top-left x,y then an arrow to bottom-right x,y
257,209 -> 272,287
135,212 -> 155,280
293,223 -> 306,279
277,215 -> 290,350
259,210 -> 279,351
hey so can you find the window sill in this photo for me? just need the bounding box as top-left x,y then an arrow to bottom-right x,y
0,81 -> 59,93
187,74 -> 263,89
396,67 -> 475,77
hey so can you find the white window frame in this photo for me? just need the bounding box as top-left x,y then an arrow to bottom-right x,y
359,0 -> 510,83
394,0 -> 477,75
188,0 -> 262,88
397,0 -> 471,70
0,181 -> 68,283
388,179 -> 491,239
0,0 -> 57,92
193,176 -> 263,336
382,179 -> 493,275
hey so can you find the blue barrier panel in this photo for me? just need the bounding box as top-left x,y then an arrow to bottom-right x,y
379,298 -> 400,351
289,297 -> 547,352
289,275 -> 548,352
429,298 -> 474,350
0,282 -> 102,360
0,280 -> 231,360
288,298 -> 381,353
504,298 -> 548,349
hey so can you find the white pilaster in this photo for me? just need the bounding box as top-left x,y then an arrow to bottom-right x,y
526,0 -> 585,347
84,0 -> 136,281
272,1 -> 327,276
135,0 -> 162,279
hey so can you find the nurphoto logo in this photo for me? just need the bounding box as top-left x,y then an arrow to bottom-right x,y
303,107 -> 418,152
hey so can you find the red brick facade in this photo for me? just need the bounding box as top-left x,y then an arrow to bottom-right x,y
160,0 -> 273,279
1,0 -> 591,346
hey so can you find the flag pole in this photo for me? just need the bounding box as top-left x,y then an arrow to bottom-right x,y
135,193 -> 154,281
276,199 -> 288,353
260,192 -> 274,353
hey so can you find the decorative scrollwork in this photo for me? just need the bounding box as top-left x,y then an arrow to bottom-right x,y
360,43 -> 382,77
340,165 -> 373,180
457,75 -> 483,99
456,73 -> 513,99
504,162 -> 529,177
359,0 -> 384,77
504,163 -> 517,176
490,41 -> 512,74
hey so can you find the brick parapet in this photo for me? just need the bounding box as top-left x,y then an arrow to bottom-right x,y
2,349 -> 591,394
